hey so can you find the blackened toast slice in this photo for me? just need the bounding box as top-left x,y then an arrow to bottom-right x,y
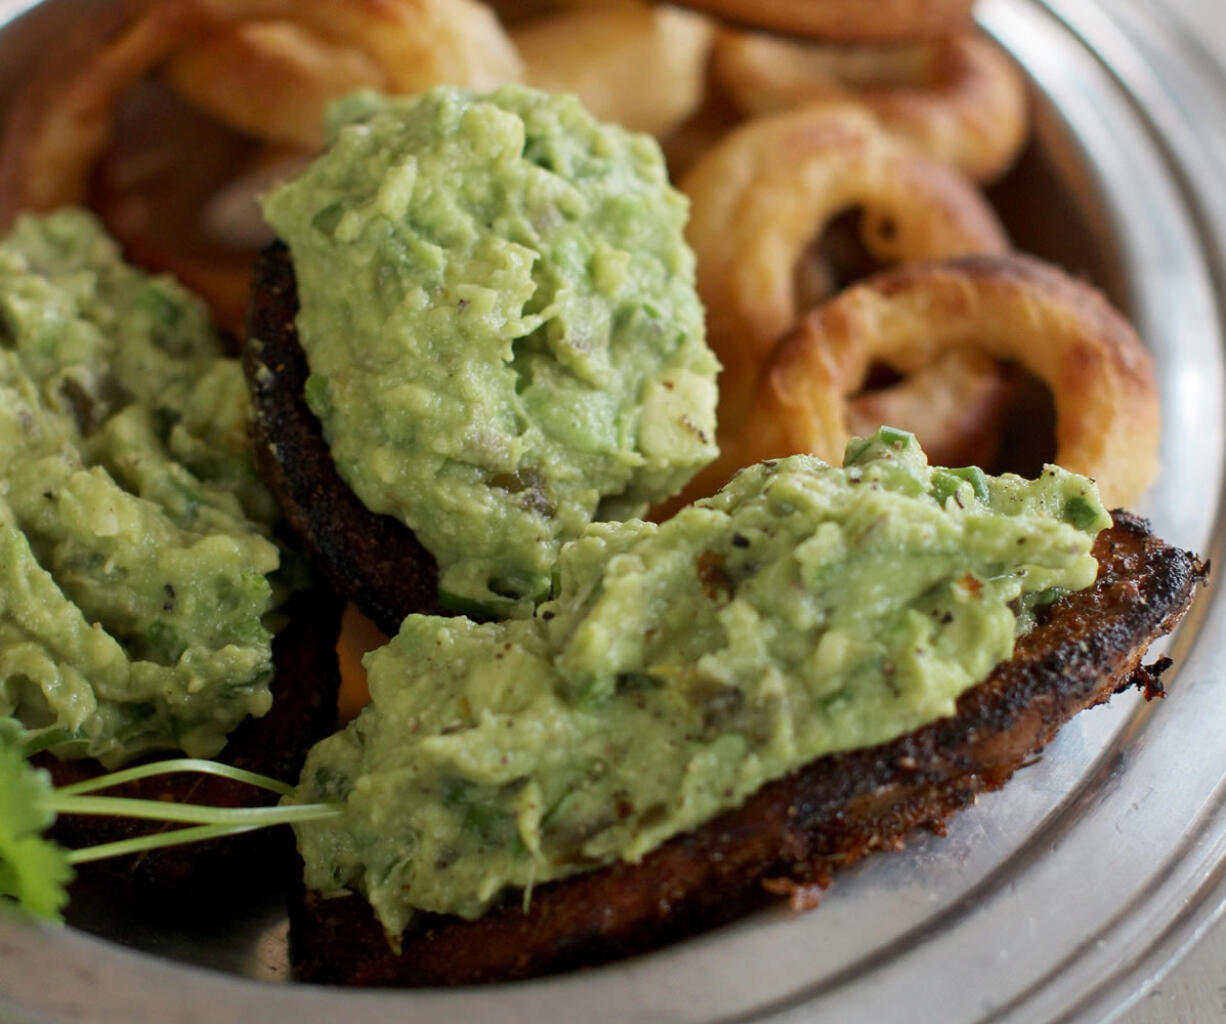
245,245 -> 442,635
288,512 -> 1204,985
37,586 -> 343,898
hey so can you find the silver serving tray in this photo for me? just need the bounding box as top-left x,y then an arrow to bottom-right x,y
1,0 -> 1224,1021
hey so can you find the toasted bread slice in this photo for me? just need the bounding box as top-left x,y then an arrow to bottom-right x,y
288,512 -> 1203,985
245,244 -> 441,635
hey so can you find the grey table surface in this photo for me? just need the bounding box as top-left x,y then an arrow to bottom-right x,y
0,0 -> 1221,1021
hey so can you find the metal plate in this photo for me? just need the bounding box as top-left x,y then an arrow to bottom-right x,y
1,0 -> 1224,1021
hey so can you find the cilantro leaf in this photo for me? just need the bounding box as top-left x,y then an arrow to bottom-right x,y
0,723 -> 73,921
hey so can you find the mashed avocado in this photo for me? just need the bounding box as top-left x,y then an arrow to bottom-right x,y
0,210 -> 287,767
262,86 -> 719,617
292,429 -> 1110,933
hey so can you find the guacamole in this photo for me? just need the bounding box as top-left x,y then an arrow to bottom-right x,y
292,429 -> 1110,933
262,86 -> 719,617
0,210 -> 286,767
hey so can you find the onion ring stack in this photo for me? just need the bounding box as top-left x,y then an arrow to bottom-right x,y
0,0 -> 522,329
682,101 -> 1009,419
0,0 -> 1162,519
0,0 -> 520,219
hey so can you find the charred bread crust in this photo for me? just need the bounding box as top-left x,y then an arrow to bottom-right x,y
36,585 -> 343,896
244,244 -> 443,635
288,512 -> 1205,985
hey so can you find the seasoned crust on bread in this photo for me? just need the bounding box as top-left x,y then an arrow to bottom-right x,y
288,512 -> 1203,985
37,586 -> 343,895
245,244 -> 442,635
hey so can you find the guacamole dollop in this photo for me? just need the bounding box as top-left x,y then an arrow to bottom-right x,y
0,210 -> 286,767
292,430 -> 1110,933
262,86 -> 719,617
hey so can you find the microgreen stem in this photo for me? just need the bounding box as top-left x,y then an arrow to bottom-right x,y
53,758 -> 297,798
66,824 -> 260,864
62,799 -> 341,865
47,795 -> 340,828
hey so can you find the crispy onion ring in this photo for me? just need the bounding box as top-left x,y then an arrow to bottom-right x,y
665,0 -> 976,44
845,349 -> 1019,468
652,345 -> 1018,520
87,81 -> 302,333
720,254 -> 1159,509
0,0 -> 200,220
0,0 -> 521,222
164,21 -> 388,149
336,604 -> 387,725
185,0 -> 522,95
166,0 -> 521,148
511,1 -> 714,137
682,101 -> 1009,419
713,29 -> 1029,182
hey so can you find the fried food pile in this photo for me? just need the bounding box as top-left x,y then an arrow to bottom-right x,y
0,0 -> 1182,989
0,0 -> 1160,508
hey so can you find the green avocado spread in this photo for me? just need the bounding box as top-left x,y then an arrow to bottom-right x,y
0,210 -> 287,767
262,86 -> 719,617
292,429 -> 1110,934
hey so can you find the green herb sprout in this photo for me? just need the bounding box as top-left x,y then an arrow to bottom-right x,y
0,719 -> 338,922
